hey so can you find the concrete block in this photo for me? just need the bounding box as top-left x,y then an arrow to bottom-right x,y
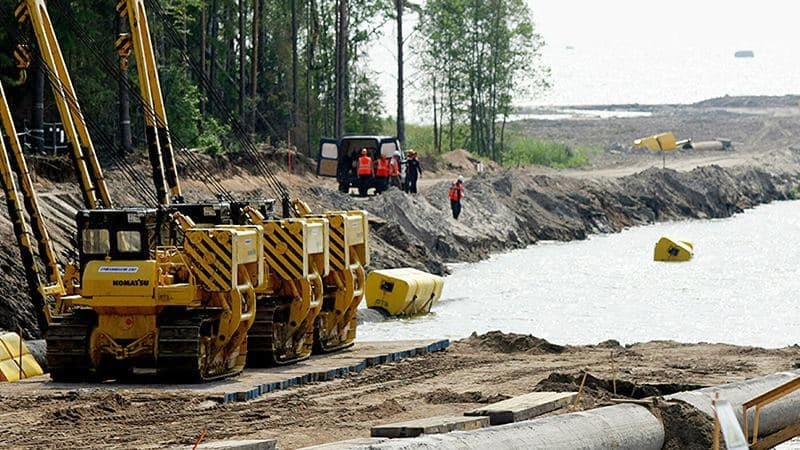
465,391 -> 577,425
371,415 -> 490,438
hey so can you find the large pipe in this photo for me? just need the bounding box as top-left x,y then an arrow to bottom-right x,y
333,404 -> 664,450
303,371 -> 800,449
667,369 -> 800,438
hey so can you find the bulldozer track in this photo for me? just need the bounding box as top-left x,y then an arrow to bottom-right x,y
247,298 -> 309,367
45,310 -> 95,382
157,314 -> 240,382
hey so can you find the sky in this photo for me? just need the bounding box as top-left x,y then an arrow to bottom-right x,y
368,1 -> 799,119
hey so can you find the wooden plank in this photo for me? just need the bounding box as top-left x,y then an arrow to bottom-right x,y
465,391 -> 577,425
371,415 -> 490,438
751,421 -> 800,450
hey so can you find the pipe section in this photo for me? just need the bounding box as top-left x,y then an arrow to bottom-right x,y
344,404 -> 664,450
668,369 -> 800,438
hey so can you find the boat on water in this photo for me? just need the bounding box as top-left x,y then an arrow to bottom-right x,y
734,50 -> 754,58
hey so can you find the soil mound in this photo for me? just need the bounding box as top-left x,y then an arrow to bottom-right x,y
440,149 -> 500,176
424,388 -> 510,405
462,331 -> 566,354
535,372 -> 706,401
656,400 -> 714,450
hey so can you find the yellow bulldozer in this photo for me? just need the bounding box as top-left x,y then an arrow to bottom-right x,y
2,0 -> 368,382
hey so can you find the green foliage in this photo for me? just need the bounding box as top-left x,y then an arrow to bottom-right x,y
398,122 -> 471,154
345,67 -> 385,133
503,134 -> 595,169
196,114 -> 231,155
391,122 -> 593,170
415,0 -> 550,160
161,65 -> 201,148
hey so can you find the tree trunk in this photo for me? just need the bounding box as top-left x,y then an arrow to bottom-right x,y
432,75 -> 438,153
251,0 -> 260,134
305,0 -> 314,155
395,0 -> 405,144
31,54 -> 44,154
200,4 -> 207,116
334,0 -> 347,137
238,0 -> 246,121
291,0 -> 298,131
209,0 -> 219,115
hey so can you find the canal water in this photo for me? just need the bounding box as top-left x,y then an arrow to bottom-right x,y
358,200 -> 800,348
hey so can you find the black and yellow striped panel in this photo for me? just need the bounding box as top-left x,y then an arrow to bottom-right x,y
326,214 -> 347,271
14,46 -> 30,69
115,0 -> 127,15
262,221 -> 305,280
184,229 -> 234,292
115,35 -> 132,57
14,3 -> 29,24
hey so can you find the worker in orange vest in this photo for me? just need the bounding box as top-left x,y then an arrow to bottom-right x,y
389,150 -> 402,189
374,153 -> 391,194
357,148 -> 373,197
448,175 -> 465,219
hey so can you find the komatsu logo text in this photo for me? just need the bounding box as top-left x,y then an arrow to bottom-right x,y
112,279 -> 150,286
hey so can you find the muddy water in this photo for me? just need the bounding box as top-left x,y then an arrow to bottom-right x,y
358,200 -> 800,348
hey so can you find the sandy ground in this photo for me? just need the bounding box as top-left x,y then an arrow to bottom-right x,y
3,97 -> 800,449
1,334 -> 799,449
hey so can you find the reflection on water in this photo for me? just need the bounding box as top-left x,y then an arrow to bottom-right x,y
358,200 -> 800,348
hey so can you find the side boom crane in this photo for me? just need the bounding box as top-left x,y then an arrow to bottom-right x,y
0,80 -> 70,333
15,0 -> 112,209
116,0 -> 181,204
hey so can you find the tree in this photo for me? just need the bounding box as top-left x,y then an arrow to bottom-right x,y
416,0 -> 548,160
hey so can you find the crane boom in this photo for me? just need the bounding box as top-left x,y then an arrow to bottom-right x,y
116,0 -> 182,204
15,0 -> 112,209
0,80 -> 67,331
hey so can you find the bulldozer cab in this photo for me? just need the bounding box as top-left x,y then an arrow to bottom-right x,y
317,135 -> 403,193
76,208 -> 161,269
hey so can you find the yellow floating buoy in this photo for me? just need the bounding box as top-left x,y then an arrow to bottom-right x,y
365,268 -> 444,317
654,236 -> 693,262
0,332 -> 43,382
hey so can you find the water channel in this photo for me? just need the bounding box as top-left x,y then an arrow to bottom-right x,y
358,199 -> 800,348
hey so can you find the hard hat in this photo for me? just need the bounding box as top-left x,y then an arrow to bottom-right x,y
393,150 -> 400,157
361,148 -> 367,155
457,175 -> 465,182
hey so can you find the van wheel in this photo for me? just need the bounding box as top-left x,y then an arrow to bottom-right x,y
338,182 -> 350,193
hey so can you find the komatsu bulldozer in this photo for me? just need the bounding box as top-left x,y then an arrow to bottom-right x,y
0,0 -> 370,382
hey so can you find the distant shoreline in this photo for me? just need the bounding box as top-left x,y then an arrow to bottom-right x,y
515,94 -> 800,113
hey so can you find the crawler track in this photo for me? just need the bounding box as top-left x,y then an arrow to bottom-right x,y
45,309 -> 95,382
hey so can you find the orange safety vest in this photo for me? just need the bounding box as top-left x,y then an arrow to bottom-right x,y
376,158 -> 390,177
357,156 -> 373,176
389,157 -> 400,176
448,182 -> 463,201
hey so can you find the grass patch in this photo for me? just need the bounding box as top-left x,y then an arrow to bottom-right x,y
381,121 -> 596,169
503,137 -> 596,168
